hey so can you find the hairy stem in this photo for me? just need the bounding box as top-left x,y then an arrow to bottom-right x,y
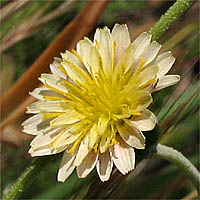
3,156 -> 53,200
149,0 -> 195,41
153,144 -> 200,192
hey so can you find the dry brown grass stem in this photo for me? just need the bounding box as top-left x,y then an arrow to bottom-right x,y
1,0 -> 30,21
0,1 -> 109,130
1,96 -> 35,131
1,4 -> 49,51
36,0 -> 75,27
1,0 -> 76,52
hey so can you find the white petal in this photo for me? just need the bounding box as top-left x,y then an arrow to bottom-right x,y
39,74 -> 68,94
97,115 -> 110,135
57,151 -> 76,182
22,114 -> 43,126
99,127 -> 112,153
117,123 -> 145,149
29,147 -> 54,157
140,41 -> 161,65
29,146 -> 58,157
26,101 -> 40,114
37,100 -> 68,112
22,114 -> 46,135
61,50 -> 84,70
129,91 -> 152,114
90,46 -> 101,76
111,24 -> 131,60
50,121 -> 87,149
74,135 -> 90,166
29,87 -> 65,100
61,60 -> 91,85
133,32 -> 151,58
50,111 -> 85,127
96,151 -> 113,182
50,60 -> 67,79
99,27 -> 113,74
133,65 -> 158,88
77,151 -> 98,178
23,117 -> 62,136
50,129 -> 82,150
155,52 -> 176,78
29,88 -> 46,100
27,100 -> 69,113
23,126 -> 40,135
29,137 -> 65,156
88,123 -> 99,149
153,75 -> 180,92
110,141 -> 135,175
126,109 -> 157,131
77,38 -> 93,73
93,28 -> 100,43
29,128 -> 63,156
116,43 -> 135,74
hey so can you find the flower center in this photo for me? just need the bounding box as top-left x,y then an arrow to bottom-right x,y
64,58 -> 150,154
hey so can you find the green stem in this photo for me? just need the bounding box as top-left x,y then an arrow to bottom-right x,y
3,156 -> 54,200
153,144 -> 200,192
149,0 -> 195,41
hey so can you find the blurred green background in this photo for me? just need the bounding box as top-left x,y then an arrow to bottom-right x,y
1,0 -> 199,199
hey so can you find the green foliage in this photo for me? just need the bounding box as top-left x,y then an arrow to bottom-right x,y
102,1 -> 146,26
1,1 -> 45,40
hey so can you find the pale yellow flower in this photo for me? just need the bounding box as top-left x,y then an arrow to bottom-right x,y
22,24 -> 180,182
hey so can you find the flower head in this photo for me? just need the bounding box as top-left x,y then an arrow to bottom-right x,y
22,24 -> 180,182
